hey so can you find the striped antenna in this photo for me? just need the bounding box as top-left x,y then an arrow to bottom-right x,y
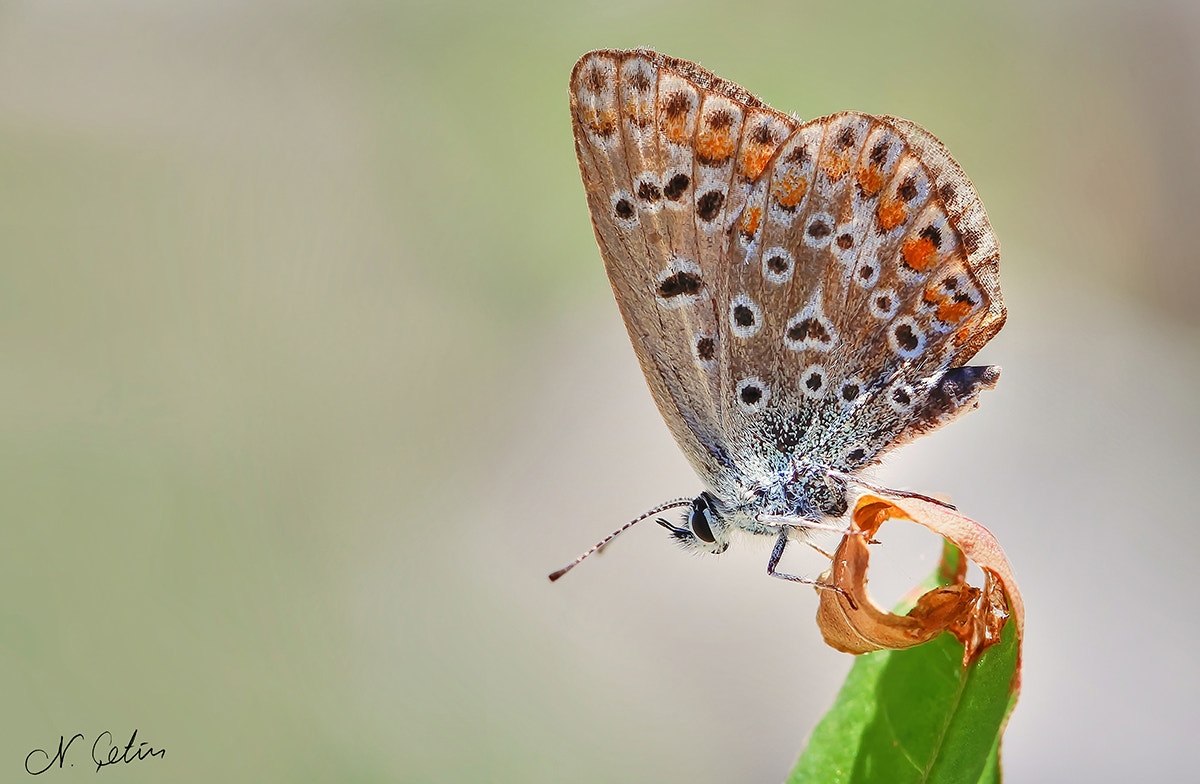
548,498 -> 694,581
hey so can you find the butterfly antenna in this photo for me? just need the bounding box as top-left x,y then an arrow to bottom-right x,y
548,498 -> 694,582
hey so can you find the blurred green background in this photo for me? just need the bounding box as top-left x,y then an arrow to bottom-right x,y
3,1 -> 1198,782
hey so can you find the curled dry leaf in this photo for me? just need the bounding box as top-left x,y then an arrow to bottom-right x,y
816,495 -> 1023,677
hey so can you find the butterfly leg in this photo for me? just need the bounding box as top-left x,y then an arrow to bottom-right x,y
827,471 -> 957,510
757,513 -> 873,543
757,513 -> 852,534
766,529 -> 857,609
804,541 -> 837,560
765,529 -> 817,584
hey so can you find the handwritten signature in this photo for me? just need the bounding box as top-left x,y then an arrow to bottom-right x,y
25,730 -> 164,775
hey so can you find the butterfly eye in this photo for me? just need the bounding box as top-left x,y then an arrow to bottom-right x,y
689,495 -> 717,543
690,508 -> 715,543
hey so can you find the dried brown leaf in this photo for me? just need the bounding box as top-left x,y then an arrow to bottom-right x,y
817,495 -> 1023,680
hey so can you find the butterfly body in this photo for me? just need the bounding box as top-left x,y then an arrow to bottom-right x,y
562,49 -> 1003,577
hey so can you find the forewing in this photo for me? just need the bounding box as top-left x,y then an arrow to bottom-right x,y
720,112 -> 1004,473
570,49 -> 798,490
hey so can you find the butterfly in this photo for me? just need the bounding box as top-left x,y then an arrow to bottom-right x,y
550,49 -> 1004,586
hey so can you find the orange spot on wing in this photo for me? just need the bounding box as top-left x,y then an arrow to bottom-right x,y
821,153 -> 851,181
857,166 -> 884,196
696,127 -> 736,164
772,169 -> 808,209
661,110 -> 691,145
740,144 -> 773,179
922,282 -> 974,325
877,200 -> 907,232
739,205 -> 762,238
583,107 -> 616,137
937,300 -> 973,324
901,236 -> 939,272
623,98 -> 653,128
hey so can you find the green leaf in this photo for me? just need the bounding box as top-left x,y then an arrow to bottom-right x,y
789,545 -> 1020,784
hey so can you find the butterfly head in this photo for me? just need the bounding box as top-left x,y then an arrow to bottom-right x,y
658,492 -> 730,555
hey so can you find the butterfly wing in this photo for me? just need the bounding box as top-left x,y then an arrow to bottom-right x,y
719,112 -> 1004,477
570,49 -> 798,491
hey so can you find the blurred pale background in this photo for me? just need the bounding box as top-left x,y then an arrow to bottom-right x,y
3,1 -> 1198,782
